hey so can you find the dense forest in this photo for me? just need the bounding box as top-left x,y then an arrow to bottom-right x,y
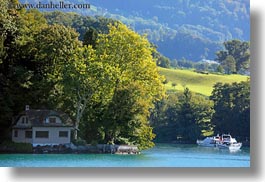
151,80 -> 250,143
20,0 -> 250,61
0,0 -> 165,150
43,11 -> 250,75
0,0 -> 250,149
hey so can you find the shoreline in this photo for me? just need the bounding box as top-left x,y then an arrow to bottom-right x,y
0,142 -> 250,154
0,143 -> 140,155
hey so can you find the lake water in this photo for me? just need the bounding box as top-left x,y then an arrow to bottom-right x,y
0,144 -> 250,167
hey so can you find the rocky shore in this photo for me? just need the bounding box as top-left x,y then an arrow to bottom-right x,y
0,143 -> 140,155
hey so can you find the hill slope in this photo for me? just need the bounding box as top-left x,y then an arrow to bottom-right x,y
19,0 -> 250,61
159,67 -> 249,96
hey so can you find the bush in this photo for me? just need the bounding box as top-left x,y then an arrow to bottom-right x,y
72,139 -> 87,146
90,140 -> 98,146
0,140 -> 33,153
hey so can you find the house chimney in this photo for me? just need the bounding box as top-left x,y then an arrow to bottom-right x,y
25,105 -> 30,111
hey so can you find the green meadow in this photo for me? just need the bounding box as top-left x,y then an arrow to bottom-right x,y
159,67 -> 249,96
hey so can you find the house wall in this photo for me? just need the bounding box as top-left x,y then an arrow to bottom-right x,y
32,127 -> 72,145
12,129 -> 33,143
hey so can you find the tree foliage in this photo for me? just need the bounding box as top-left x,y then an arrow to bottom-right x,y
151,89 -> 214,143
59,23 -> 165,149
44,11 -> 117,41
91,23 -> 165,149
83,27 -> 98,48
0,0 -> 26,134
152,48 -> 170,68
216,40 -> 250,74
0,5 -> 81,140
210,80 -> 250,140
61,45 -> 115,139
0,3 -> 166,149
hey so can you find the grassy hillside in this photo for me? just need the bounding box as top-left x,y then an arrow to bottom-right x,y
159,67 -> 249,96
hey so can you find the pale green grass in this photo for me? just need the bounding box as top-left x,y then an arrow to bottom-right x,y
159,67 -> 249,96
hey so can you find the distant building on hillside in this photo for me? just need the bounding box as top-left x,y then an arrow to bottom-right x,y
200,59 -> 220,65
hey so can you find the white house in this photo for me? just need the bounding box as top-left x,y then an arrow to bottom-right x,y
12,106 -> 74,146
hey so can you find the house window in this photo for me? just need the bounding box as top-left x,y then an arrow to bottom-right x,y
35,131 -> 49,138
21,116 -> 29,124
49,117 -> 56,124
14,130 -> 18,137
25,131 -> 32,138
59,131 -> 68,138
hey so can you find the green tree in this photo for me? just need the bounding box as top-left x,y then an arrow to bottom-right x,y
210,80 -> 250,140
151,93 -> 180,142
0,5 -> 82,141
157,55 -> 170,68
61,23 -> 165,149
152,50 -> 170,68
0,0 -> 31,140
216,65 -> 224,74
0,0 -> 18,64
222,55 -> 236,74
83,27 -> 98,48
216,40 -> 250,73
151,89 -> 213,143
94,23 -> 165,149
19,24 -> 82,109
170,59 -> 178,68
176,88 -> 213,142
177,58 -> 194,69
44,11 -> 118,42
175,88 -> 197,141
61,46 -> 114,139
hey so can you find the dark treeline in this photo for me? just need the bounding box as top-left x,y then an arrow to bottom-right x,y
210,81 -> 250,141
150,88 -> 214,143
159,39 -> 250,76
151,80 -> 250,143
170,58 -> 219,73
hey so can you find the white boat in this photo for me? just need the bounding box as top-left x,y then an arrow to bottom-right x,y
197,134 -> 242,151
216,134 -> 242,151
217,142 -> 242,151
196,135 -> 221,147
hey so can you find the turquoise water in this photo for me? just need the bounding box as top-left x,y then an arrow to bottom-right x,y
0,144 -> 250,167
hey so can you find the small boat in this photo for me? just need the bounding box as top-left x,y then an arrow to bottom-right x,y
216,142 -> 242,151
216,134 -> 242,151
197,134 -> 242,151
196,134 -> 221,147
